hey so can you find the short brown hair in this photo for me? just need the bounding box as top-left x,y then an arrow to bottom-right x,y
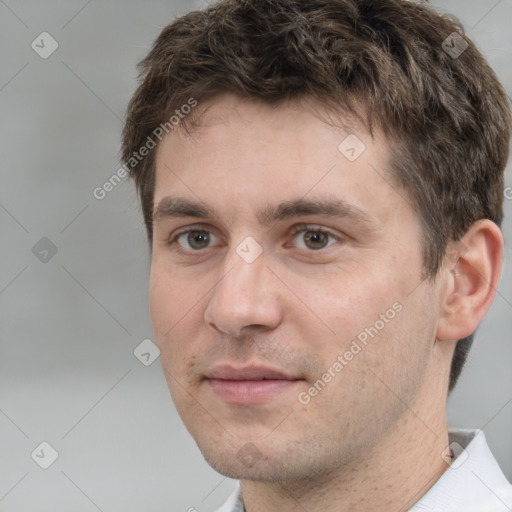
121,0 -> 511,391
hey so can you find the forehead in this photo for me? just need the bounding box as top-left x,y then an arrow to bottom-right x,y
163,94 -> 367,155
153,94 -> 399,225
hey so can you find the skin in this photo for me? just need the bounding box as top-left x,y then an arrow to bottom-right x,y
149,93 -> 503,511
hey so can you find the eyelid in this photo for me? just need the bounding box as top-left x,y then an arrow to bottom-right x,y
166,223 -> 344,252
287,224 -> 344,243
289,223 -> 340,235
167,224 -> 222,248
167,223 -> 213,241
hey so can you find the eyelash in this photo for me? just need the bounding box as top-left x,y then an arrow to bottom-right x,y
167,226 -> 214,251
167,224 -> 343,254
288,224 -> 343,249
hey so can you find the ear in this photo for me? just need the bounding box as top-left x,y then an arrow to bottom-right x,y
436,220 -> 504,342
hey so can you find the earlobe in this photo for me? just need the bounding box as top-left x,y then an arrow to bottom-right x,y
436,220 -> 503,342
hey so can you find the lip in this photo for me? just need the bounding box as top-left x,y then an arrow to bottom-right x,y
205,365 -> 302,404
206,365 -> 298,381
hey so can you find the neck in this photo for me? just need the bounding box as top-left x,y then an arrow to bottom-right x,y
240,377 -> 450,512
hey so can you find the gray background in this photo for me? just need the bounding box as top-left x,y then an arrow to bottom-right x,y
0,1 -> 511,511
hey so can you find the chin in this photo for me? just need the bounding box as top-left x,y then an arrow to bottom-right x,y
197,437 -> 315,483
199,444 -> 263,478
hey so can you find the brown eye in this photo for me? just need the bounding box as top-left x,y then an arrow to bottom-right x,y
188,231 -> 210,249
290,227 -> 340,251
303,231 -> 329,250
175,230 -> 219,250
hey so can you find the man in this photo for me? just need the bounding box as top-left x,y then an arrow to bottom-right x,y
121,0 -> 512,510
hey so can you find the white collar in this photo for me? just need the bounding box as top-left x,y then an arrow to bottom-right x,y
215,429 -> 512,512
409,428 -> 512,511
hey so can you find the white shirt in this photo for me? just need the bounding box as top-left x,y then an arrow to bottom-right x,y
214,429 -> 512,512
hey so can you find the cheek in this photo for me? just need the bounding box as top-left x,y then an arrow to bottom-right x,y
149,263 -> 207,377
294,270 -> 396,344
295,262 -> 426,386
149,274 -> 199,411
150,262 -> 200,336
149,268 -> 174,340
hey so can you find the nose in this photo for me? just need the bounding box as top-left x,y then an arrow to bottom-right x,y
204,247 -> 283,337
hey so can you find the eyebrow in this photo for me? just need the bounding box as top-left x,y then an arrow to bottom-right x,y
152,196 -> 375,228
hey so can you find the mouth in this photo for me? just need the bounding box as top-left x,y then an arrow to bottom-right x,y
204,365 -> 303,404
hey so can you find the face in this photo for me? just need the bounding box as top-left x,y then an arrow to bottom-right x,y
150,94 -> 441,481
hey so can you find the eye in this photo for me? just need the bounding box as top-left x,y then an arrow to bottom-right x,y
172,229 -> 221,251
290,226 -> 342,250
